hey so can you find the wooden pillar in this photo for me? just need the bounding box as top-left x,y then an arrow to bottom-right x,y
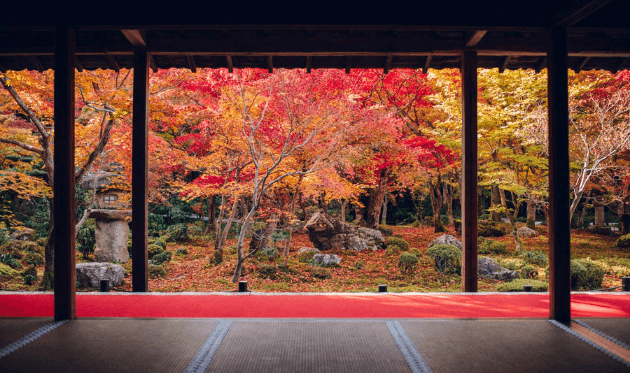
53,26 -> 76,320
132,49 -> 149,292
548,26 -> 571,323
461,51 -> 478,292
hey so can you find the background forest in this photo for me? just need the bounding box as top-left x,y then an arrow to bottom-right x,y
1,67 -> 630,292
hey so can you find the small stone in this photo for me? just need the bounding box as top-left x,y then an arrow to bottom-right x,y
312,254 -> 341,266
428,234 -> 463,251
76,262 -> 125,288
517,227 -> 536,238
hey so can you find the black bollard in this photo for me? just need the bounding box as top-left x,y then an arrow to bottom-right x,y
100,279 -> 110,292
378,284 -> 388,293
623,277 -> 630,292
523,285 -> 533,292
238,281 -> 248,292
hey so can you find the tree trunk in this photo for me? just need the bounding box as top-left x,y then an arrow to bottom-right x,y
209,197 -> 216,225
366,169 -> 389,229
577,202 -> 588,229
429,178 -> 445,233
569,191 -> 583,224
444,184 -> 454,225
526,199 -> 536,230
212,195 -> 240,264
381,193 -> 388,226
340,199 -> 347,223
491,184 -> 502,221
354,204 -> 364,225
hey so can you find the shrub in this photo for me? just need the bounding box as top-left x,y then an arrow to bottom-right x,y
572,259 -> 604,290
0,263 -> 20,280
478,221 -> 507,237
385,245 -> 401,256
149,238 -> 167,250
378,225 -> 393,237
386,237 -> 409,252
398,252 -> 419,275
24,252 -> 44,266
426,244 -> 461,274
151,251 -> 172,265
497,279 -> 548,292
175,248 -> 188,256
355,261 -> 363,270
148,264 -> 166,278
411,220 -> 421,227
257,264 -> 278,279
499,258 -> 526,271
76,220 -> 96,259
312,267 -> 331,279
298,251 -> 316,263
522,250 -> 548,266
258,246 -> 279,261
478,239 -> 508,254
148,245 -> 165,259
21,266 -> 38,285
519,265 -> 537,279
410,248 -> 423,257
617,234 -> 630,249
0,226 -> 9,246
0,254 -> 23,270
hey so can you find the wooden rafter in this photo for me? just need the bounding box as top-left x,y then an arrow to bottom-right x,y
423,54 -> 433,74
466,30 -> 487,47
306,56 -> 312,73
499,55 -> 512,73
345,56 -> 351,74
107,55 -> 120,73
554,0 -> 615,27
187,55 -> 197,73
121,29 -> 147,47
75,56 -> 84,72
384,55 -> 392,74
149,55 -> 157,72
267,56 -> 273,73
31,56 -> 44,72
535,56 -> 547,72
226,55 -> 233,73
576,56 -> 591,72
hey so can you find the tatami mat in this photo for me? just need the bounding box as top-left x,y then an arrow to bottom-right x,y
0,317 -> 54,350
0,319 -> 217,373
402,319 -> 630,373
207,320 -> 411,373
578,318 -> 630,346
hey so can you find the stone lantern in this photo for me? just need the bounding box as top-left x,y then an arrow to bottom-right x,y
79,163 -> 131,263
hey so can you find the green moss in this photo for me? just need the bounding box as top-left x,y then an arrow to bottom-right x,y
312,267 -> 331,279
148,245 -> 165,259
499,258 -> 526,271
386,236 -> 409,252
522,250 -> 548,266
24,252 -> 44,266
148,264 -> 166,278
519,265 -> 537,279
478,239 -> 508,254
175,248 -> 188,256
378,225 -> 393,237
151,251 -> 172,265
257,264 -> 278,279
497,279 -> 548,292
398,252 -> 418,275
21,266 -> 38,285
298,251 -> 316,263
0,263 -> 20,280
617,234 -> 630,249
478,221 -> 507,237
426,244 -> 461,274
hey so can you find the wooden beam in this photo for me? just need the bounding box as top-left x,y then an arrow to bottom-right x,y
535,57 -> 547,72
548,26 -> 571,323
31,56 -> 44,72
345,56 -> 351,74
384,54 -> 392,74
267,55 -> 273,73
306,56 -> 312,73
423,54 -> 433,74
499,55 -> 512,73
75,56 -> 84,72
149,55 -> 157,72
576,57 -> 591,72
466,30 -> 487,47
461,50 -> 478,293
132,49 -> 149,293
107,55 -> 120,73
53,25 -> 76,321
226,55 -> 233,73
554,0 -> 615,27
122,29 -> 147,47
187,55 -> 197,73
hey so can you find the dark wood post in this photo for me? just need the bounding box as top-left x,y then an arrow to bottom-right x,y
53,26 -> 76,320
132,49 -> 149,292
548,26 -> 571,323
461,51 -> 478,292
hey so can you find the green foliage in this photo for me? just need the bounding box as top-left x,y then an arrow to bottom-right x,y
386,237 -> 409,252
175,248 -> 188,256
411,220 -> 422,227
151,251 -> 172,265
24,252 -> 44,266
426,244 -> 461,274
0,226 -> 9,246
478,239 -> 508,254
148,244 -> 165,259
478,221 -> 507,237
148,264 -> 166,278
497,279 -> 548,292
355,261 -> 363,270
149,238 -> 167,250
258,246 -> 279,261
519,265 -> 537,279
378,225 -> 393,236
21,266 -> 38,285
165,223 -> 189,243
571,259 -> 604,290
499,258 -> 526,271
312,267 -> 331,280
398,252 -> 419,275
298,251 -> 316,263
409,248 -> 423,257
0,263 -> 20,280
385,245 -> 401,256
616,234 -> 630,249
522,250 -> 548,266
76,220 -> 96,259
257,264 -> 278,279
0,253 -> 23,270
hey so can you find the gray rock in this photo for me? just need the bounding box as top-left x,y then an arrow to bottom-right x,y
297,247 -> 320,254
76,262 -> 125,288
89,209 -> 132,221
79,172 -> 122,191
477,257 -> 519,280
305,212 -> 385,252
428,234 -> 463,251
312,254 -> 342,266
517,227 -> 536,238
94,219 -> 130,263
10,227 -> 35,241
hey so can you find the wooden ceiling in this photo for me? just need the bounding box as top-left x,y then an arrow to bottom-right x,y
1,0 -> 628,73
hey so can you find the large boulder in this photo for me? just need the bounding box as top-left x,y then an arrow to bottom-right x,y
517,227 -> 536,238
75,262 -> 125,288
478,257 -> 519,281
428,234 -> 462,251
312,254 -> 342,266
94,219 -> 130,263
10,227 -> 35,241
305,212 -> 384,252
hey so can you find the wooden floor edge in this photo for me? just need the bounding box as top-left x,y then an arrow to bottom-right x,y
570,321 -> 630,364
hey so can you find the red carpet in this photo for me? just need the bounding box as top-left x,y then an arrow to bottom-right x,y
1,293 -> 629,318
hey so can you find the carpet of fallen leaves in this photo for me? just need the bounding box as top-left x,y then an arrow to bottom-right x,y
110,224 -> 630,293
